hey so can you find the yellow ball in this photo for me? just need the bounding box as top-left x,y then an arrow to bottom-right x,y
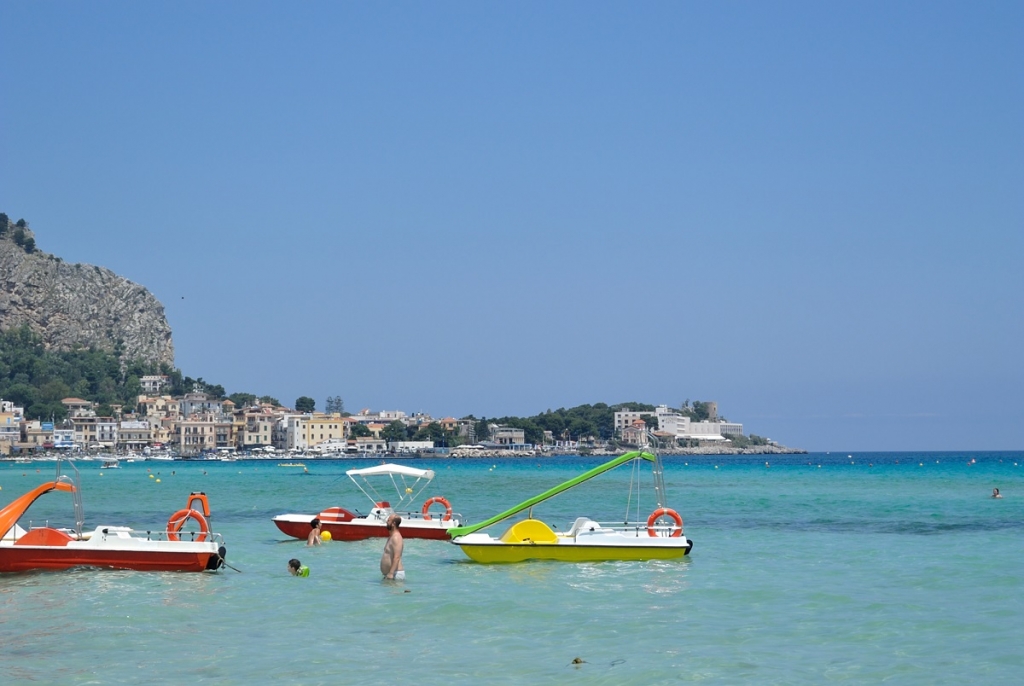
320,531 -> 332,542
149,474 -> 155,479
405,487 -> 413,494
155,478 -> 161,483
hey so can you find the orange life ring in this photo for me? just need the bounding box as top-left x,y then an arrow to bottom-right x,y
421,496 -> 453,521
647,507 -> 683,538
167,508 -> 210,542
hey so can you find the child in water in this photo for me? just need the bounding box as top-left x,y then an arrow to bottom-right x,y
307,518 -> 322,546
288,558 -> 310,577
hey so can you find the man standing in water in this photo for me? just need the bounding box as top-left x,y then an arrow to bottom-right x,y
380,514 -> 405,580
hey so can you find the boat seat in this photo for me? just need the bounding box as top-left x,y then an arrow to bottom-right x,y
566,517 -> 600,537
14,527 -> 74,546
500,519 -> 558,544
318,507 -> 356,523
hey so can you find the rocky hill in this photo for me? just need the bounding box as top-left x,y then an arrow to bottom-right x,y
0,215 -> 174,367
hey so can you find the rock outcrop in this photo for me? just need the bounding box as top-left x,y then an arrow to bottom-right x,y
0,218 -> 174,367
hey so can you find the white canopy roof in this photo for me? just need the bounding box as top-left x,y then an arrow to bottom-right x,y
346,463 -> 435,480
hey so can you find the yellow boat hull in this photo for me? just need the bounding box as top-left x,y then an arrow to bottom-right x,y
455,542 -> 691,564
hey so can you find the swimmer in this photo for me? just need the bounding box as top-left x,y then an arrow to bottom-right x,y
307,518 -> 322,546
992,488 -> 1002,499
288,558 -> 309,576
380,514 -> 404,581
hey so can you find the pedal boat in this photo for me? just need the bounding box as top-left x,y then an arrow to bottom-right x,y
272,463 -> 462,541
0,460 -> 227,573
449,450 -> 693,563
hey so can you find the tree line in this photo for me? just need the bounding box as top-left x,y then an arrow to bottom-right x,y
0,322 -> 728,445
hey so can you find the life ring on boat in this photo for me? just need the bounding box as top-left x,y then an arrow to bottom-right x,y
167,508 -> 209,542
647,508 -> 683,538
421,496 -> 453,521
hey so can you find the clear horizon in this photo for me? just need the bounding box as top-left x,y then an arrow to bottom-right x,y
1,2 -> 1021,452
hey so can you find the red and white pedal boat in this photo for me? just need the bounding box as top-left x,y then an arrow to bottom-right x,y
273,463 -> 462,541
0,460 -> 227,573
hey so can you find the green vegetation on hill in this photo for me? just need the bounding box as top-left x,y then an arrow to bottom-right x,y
0,315 -> 729,444
0,325 -> 160,420
465,402 -> 657,445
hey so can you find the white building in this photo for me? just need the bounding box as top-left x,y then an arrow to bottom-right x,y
390,441 -> 434,454
140,375 -> 168,394
615,404 -> 744,442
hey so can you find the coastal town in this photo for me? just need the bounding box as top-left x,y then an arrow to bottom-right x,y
0,376 -> 797,458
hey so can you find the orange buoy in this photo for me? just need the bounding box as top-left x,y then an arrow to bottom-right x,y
421,496 -> 453,521
167,508 -> 209,542
646,507 -> 683,538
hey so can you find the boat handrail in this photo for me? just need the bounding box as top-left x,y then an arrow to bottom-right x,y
83,527 -> 226,544
384,510 -> 464,523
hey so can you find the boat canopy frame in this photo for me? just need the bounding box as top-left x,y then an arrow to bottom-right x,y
345,463 -> 436,511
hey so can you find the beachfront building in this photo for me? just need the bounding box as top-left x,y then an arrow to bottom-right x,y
719,422 -> 744,436
52,425 -> 76,450
21,420 -> 53,449
615,405 -> 744,444
72,416 -> 117,448
0,402 -> 21,454
237,408 -> 275,449
621,420 -> 647,446
117,420 -> 152,451
490,426 -> 525,446
174,417 -> 217,453
352,436 -> 387,454
613,410 -> 647,432
171,415 -> 235,454
283,413 -> 348,451
390,440 -> 434,454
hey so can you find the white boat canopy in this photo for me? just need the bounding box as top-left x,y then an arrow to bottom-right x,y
346,464 -> 435,480
345,463 -> 436,510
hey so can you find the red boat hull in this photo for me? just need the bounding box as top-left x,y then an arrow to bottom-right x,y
0,548 -> 215,573
273,516 -> 452,541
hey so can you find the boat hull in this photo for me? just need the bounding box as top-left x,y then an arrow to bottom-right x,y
273,513 -> 455,541
0,547 -> 215,573
453,541 -> 692,563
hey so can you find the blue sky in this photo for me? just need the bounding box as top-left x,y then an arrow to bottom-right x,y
1,2 -> 1021,451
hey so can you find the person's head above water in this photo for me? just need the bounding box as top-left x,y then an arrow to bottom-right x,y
288,558 -> 309,576
387,514 -> 402,531
310,518 -> 321,529
993,488 -> 1002,498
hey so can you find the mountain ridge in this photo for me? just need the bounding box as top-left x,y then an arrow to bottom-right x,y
0,214 -> 174,367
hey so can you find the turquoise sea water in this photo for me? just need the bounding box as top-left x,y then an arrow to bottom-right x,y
1,452 -> 1022,684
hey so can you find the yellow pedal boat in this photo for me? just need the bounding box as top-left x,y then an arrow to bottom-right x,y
450,450 -> 692,563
